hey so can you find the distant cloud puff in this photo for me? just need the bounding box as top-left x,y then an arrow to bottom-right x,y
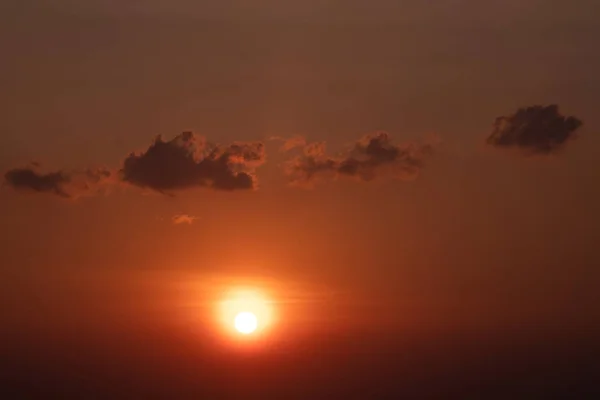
121,132 -> 265,193
3,166 -> 112,198
269,135 -> 307,152
486,105 -> 583,154
172,214 -> 197,225
284,132 -> 435,186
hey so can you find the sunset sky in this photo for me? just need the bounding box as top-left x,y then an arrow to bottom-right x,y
1,1 -> 600,397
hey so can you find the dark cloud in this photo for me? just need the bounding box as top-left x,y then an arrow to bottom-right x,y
486,104 -> 583,154
3,166 -> 112,198
285,132 -> 435,186
4,168 -> 71,197
121,132 -> 265,193
3,132 -> 264,198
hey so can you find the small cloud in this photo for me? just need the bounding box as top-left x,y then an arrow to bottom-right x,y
284,132 -> 435,187
3,166 -> 113,198
121,132 -> 266,194
269,135 -> 307,152
172,214 -> 197,225
486,104 -> 583,154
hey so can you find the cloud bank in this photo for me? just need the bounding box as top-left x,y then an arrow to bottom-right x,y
486,105 -> 583,154
2,104 -> 584,199
284,132 -> 435,186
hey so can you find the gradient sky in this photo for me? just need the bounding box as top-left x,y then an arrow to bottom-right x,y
1,0 -> 600,342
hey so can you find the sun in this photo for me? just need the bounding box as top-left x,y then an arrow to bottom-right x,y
217,288 -> 274,338
234,311 -> 258,334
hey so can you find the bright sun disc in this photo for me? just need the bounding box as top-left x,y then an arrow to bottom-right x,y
218,288 -> 274,338
234,311 -> 258,334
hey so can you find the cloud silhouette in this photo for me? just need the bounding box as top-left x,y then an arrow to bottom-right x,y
121,132 -> 265,193
486,105 -> 583,154
285,132 -> 435,186
4,168 -> 71,197
4,166 -> 112,198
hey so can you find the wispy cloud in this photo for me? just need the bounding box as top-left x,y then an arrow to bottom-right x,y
284,132 -> 436,187
269,135 -> 307,152
172,214 -> 197,225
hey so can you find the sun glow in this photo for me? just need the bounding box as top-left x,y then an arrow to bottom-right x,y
218,288 -> 274,338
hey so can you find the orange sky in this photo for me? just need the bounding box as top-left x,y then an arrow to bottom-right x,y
1,0 -> 600,344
